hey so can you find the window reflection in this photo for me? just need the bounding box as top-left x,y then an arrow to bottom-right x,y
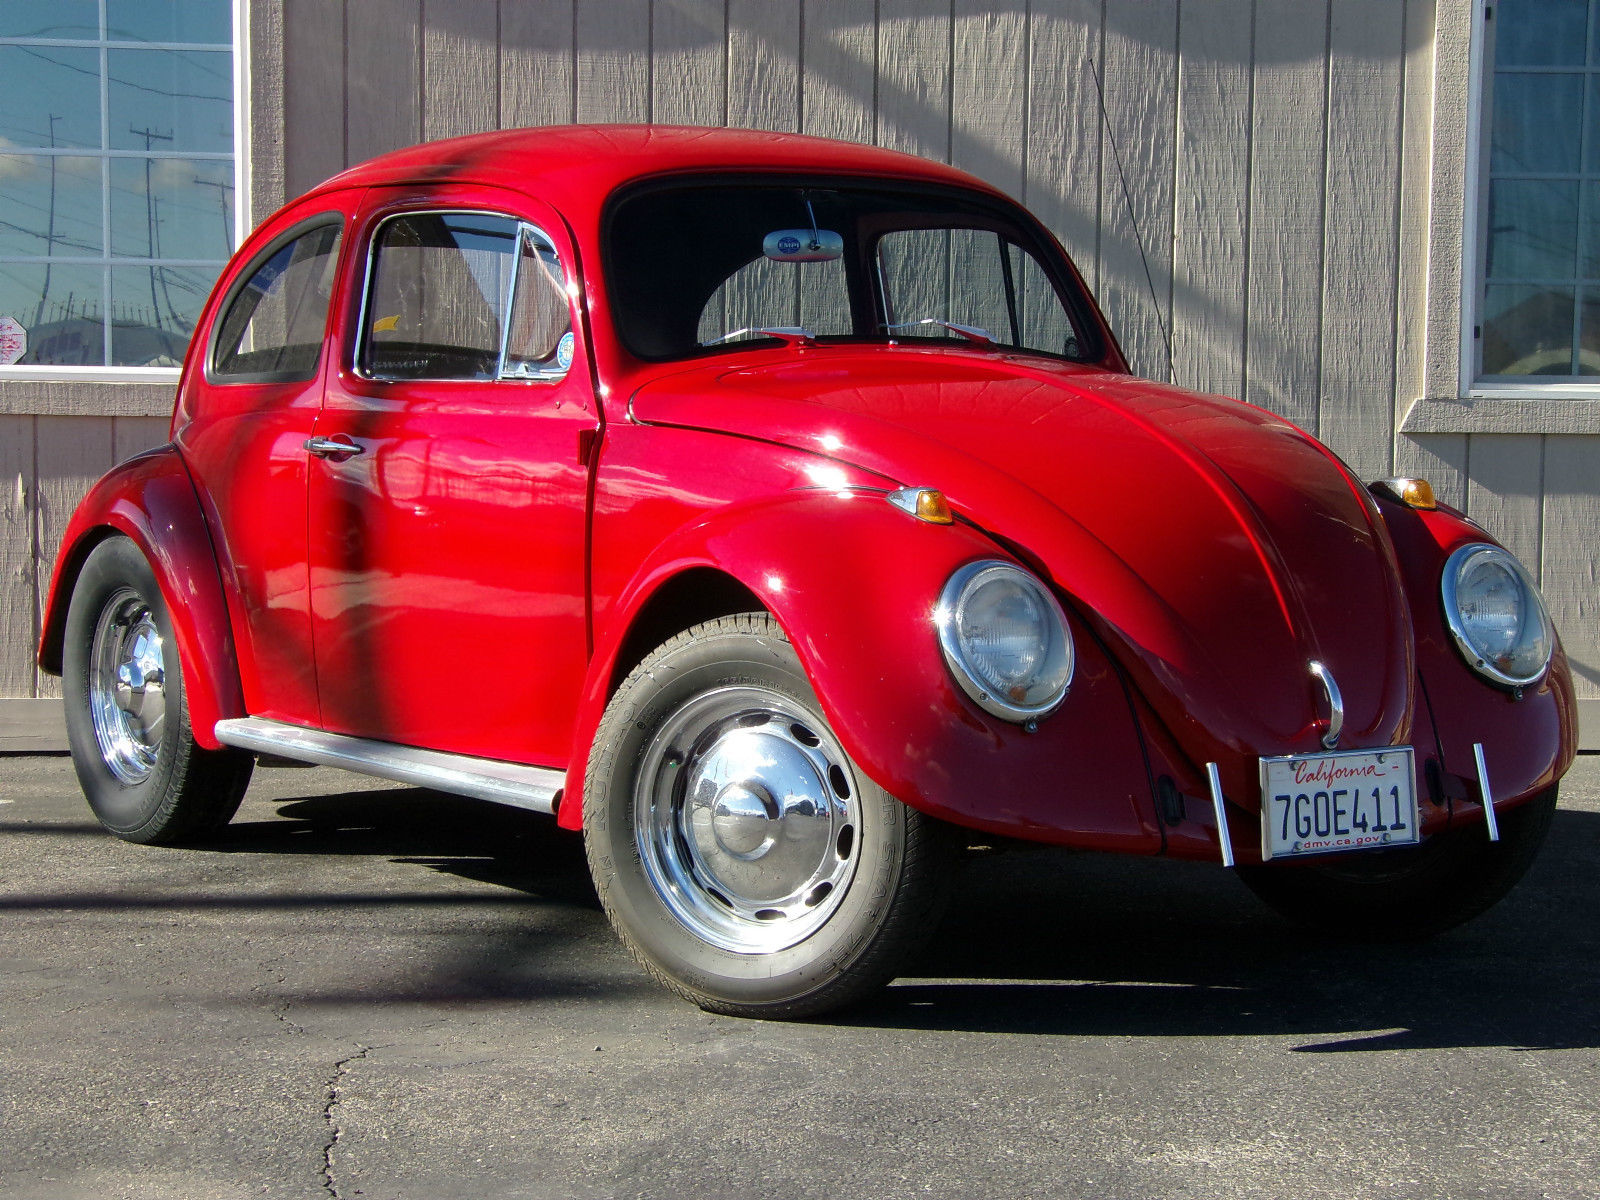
0,0 -> 234,369
1479,0 -> 1600,381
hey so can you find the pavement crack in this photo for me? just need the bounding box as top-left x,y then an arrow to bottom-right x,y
320,1044 -> 375,1199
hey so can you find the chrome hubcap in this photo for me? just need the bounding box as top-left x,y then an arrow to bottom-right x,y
634,686 -> 862,954
89,587 -> 166,784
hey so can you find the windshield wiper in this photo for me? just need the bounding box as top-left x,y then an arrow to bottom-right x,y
701,326 -> 816,348
882,318 -> 997,347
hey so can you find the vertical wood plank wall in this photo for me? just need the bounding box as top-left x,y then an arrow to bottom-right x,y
2,0 -> 1595,744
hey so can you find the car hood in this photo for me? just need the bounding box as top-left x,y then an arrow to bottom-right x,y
629,347 -> 1415,778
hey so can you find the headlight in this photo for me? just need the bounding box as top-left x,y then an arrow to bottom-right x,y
1441,543 -> 1554,688
936,561 -> 1074,722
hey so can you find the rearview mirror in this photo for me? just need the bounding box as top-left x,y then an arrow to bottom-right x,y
763,229 -> 843,262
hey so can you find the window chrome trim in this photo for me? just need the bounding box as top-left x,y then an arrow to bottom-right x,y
935,559 -> 1075,723
1440,542 -> 1555,689
352,208 -> 571,385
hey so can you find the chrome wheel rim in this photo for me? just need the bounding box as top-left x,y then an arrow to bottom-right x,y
633,685 -> 863,954
88,587 -> 167,785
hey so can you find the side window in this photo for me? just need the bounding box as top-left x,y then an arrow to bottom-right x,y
211,222 -> 343,382
361,212 -> 517,380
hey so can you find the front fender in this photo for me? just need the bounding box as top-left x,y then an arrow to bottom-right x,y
561,490 -> 1165,853
37,446 -> 243,751
1376,494 -> 1576,822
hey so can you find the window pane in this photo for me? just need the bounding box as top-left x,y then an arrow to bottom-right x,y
1584,182 -> 1600,278
1482,284 -> 1577,376
1589,74 -> 1600,183
1487,179 -> 1580,279
106,0 -> 231,44
0,155 -> 104,256
504,230 -> 572,373
1581,289 -> 1600,375
11,263 -> 108,365
109,265 -> 204,365
0,46 -> 103,148
0,2 -> 99,39
1014,246 -> 1080,358
109,157 -> 234,260
362,213 -> 518,380
107,49 -> 233,154
1494,0 -> 1588,65
214,224 -> 342,380
1491,72 -> 1583,174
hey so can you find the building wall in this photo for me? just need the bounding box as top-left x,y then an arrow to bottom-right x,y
2,0 -> 1594,748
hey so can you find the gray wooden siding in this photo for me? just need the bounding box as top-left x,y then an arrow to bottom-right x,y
2,0 -> 1595,746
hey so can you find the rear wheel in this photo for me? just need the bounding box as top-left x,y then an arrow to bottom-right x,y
62,536 -> 252,844
584,613 -> 956,1019
1237,786 -> 1557,939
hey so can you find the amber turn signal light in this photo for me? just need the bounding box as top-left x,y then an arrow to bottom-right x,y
1375,477 -> 1438,510
886,486 -> 954,524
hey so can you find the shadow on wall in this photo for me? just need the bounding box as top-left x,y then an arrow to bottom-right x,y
290,0 -> 1433,453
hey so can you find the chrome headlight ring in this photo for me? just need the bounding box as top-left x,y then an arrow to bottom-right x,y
1441,542 -> 1555,689
936,560 -> 1075,723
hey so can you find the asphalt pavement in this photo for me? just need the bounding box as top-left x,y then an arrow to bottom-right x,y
2,752 -> 1597,1200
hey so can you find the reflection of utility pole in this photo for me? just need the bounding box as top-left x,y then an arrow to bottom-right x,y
192,175 -> 234,253
32,114 -> 60,327
129,123 -> 175,328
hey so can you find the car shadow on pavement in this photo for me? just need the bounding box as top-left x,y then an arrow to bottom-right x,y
213,785 -> 600,909
842,807 -> 1600,1051
153,783 -> 1600,1049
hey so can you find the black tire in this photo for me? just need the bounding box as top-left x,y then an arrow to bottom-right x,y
1236,786 -> 1558,939
61,536 -> 253,845
584,613 -> 956,1019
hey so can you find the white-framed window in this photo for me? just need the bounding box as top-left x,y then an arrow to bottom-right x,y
0,0 -> 243,377
1465,0 -> 1600,396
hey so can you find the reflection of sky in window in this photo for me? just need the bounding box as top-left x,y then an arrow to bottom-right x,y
0,3 -> 99,39
0,2 -> 234,363
1495,0 -> 1588,66
107,0 -> 230,44
1481,0 -> 1599,379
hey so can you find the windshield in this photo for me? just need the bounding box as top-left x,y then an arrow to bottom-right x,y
604,178 -> 1094,363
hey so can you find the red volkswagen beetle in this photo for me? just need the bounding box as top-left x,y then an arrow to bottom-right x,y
39,127 -> 1576,1018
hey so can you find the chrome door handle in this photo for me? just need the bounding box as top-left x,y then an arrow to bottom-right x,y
304,436 -> 365,459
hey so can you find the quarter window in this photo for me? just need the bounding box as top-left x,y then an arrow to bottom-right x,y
211,222 -> 342,383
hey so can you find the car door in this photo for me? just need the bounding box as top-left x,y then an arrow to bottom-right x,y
306,185 -> 598,764
177,196 -> 355,726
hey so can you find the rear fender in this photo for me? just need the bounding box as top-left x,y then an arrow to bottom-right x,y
38,446 -> 243,751
561,491 -> 1163,853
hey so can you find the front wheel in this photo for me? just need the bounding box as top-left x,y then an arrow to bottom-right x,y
584,613 -> 956,1019
1237,786 -> 1558,940
61,536 -> 253,844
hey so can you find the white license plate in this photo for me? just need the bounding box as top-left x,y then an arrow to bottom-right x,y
1258,747 -> 1418,861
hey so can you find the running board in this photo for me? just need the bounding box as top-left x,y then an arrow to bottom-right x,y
214,718 -> 563,815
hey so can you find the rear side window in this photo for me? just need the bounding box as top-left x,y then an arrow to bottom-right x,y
358,211 -> 573,382
211,222 -> 343,382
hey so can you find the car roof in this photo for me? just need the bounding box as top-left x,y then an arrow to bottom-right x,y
305,124 -> 1003,210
